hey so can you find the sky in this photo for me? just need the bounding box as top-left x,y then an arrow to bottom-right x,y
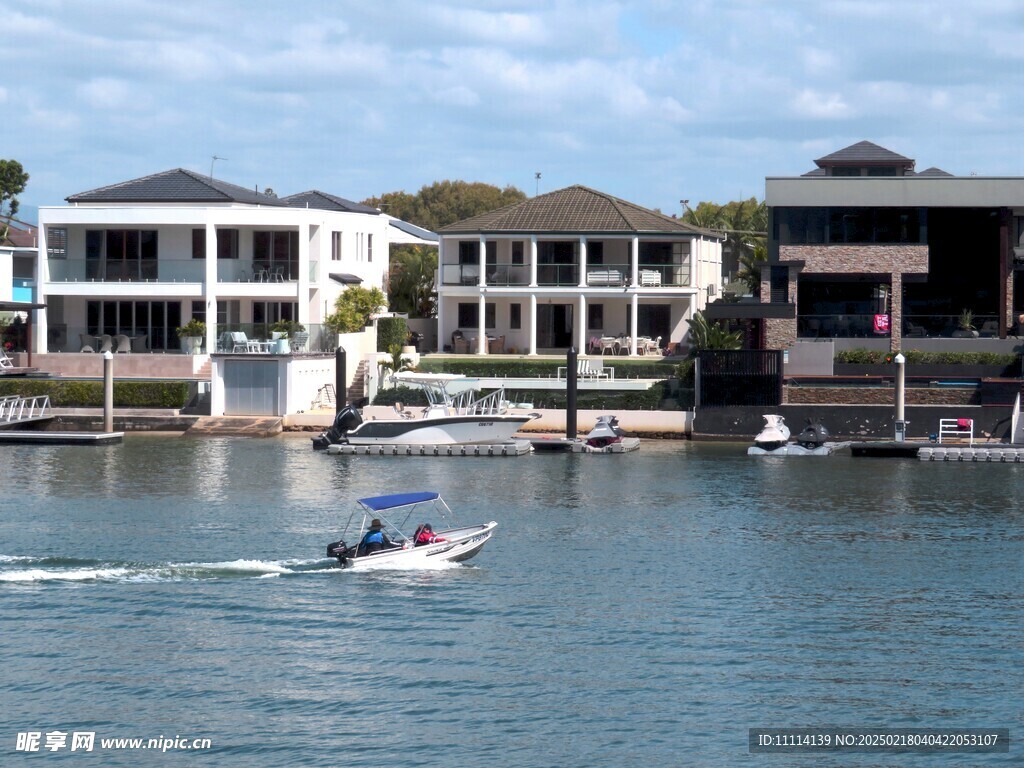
5,0 -> 1024,224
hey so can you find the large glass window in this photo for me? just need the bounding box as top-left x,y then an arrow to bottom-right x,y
332,231 -> 342,261
86,300 -> 178,350
457,302 -> 495,329
253,230 -> 298,279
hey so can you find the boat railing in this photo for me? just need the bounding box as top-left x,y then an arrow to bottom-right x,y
450,388 -> 506,416
0,395 -> 50,423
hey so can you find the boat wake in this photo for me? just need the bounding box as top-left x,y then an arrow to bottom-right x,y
0,555 -> 337,584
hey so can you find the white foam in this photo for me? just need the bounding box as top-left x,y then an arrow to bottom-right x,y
0,555 -> 39,563
0,567 -> 132,583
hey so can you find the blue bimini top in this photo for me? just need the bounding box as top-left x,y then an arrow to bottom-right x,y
357,492 -> 440,512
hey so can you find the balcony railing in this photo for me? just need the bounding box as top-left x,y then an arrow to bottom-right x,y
798,313 -> 888,338
48,258 -> 204,283
440,260 -> 690,287
902,314 -> 1000,338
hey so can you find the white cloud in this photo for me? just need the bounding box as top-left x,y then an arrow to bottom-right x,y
76,78 -> 133,109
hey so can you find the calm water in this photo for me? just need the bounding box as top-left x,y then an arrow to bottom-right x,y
1,437 -> 1021,766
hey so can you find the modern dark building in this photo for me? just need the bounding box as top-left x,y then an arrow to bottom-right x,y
710,141 -> 1024,352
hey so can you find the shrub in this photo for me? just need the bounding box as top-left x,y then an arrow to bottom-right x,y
176,319 -> 206,337
0,379 -> 191,408
835,348 -> 1018,366
376,317 -> 408,352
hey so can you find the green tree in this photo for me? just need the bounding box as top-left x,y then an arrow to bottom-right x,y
324,286 -> 386,335
0,160 -> 29,244
364,180 -> 526,231
681,201 -> 725,230
387,245 -> 437,317
687,310 -> 742,353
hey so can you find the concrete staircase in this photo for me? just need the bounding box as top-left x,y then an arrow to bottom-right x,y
184,416 -> 283,437
347,359 -> 369,404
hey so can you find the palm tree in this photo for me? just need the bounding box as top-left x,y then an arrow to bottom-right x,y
688,310 -> 742,353
387,246 -> 437,317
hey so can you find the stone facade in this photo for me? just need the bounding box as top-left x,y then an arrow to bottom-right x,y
785,386 -> 978,406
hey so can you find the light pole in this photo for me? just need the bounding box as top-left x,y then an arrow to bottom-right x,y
894,352 -> 906,441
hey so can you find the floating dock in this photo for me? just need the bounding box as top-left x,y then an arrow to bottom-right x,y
918,446 -> 1024,462
326,440 -> 533,456
526,436 -> 641,453
0,430 -> 124,445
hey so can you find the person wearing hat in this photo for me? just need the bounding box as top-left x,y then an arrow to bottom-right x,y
357,518 -> 397,556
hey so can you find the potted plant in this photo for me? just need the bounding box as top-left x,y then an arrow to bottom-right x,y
272,320 -> 307,353
176,319 -> 207,354
954,309 -> 978,338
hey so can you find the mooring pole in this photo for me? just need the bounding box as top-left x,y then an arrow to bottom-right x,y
894,352 -> 906,441
103,350 -> 114,433
335,346 -> 347,412
566,346 -> 578,439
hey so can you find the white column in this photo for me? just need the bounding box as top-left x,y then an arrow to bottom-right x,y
477,293 -> 487,354
35,222 -> 48,352
436,292 -> 445,353
578,294 -> 587,353
578,236 -> 587,287
479,235 -> 487,287
631,236 -> 639,287
204,221 -> 218,354
297,223 -> 310,327
529,236 -> 538,287
528,293 -> 538,355
630,293 -> 639,356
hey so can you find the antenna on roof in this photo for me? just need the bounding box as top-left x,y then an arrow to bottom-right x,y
534,172 -> 541,196
210,155 -> 227,178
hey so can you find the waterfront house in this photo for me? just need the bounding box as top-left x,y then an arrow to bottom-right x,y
34,169 -> 430,359
435,185 -> 723,356
706,141 -> 1024,352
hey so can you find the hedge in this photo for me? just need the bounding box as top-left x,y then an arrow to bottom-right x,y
835,348 -> 1019,365
376,317 -> 408,352
0,379 -> 192,408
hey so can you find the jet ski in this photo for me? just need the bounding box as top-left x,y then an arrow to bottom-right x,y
753,414 -> 790,451
796,418 -> 829,449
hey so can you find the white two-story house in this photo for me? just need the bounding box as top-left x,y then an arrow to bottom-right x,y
34,169 -> 410,356
436,185 -> 723,356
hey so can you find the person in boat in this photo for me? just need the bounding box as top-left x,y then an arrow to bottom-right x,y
414,523 -> 446,546
358,519 -> 399,556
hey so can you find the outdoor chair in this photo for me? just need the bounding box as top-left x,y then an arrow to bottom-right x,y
643,336 -> 662,356
130,334 -> 149,353
115,334 -> 132,353
79,333 -> 96,353
96,335 -> 114,353
488,335 -> 505,354
230,332 -> 260,353
903,321 -> 927,338
0,349 -> 13,368
978,320 -> 999,337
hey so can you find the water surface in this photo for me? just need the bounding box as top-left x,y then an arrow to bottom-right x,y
1,438 -> 1020,765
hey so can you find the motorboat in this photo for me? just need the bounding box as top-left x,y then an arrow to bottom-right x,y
752,414 -> 790,451
312,372 -> 538,448
326,491 -> 497,569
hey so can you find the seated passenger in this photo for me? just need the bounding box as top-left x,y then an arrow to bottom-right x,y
358,518 -> 398,556
414,523 -> 446,546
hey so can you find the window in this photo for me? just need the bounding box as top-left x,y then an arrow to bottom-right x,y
192,229 -> 205,259
47,227 -> 67,258
587,241 -> 604,265
218,229 -> 239,259
587,304 -> 603,330
510,303 -> 521,330
332,231 -> 342,261
87,300 -> 179,350
367,233 -> 373,263
512,241 -> 524,265
253,230 -> 298,278
457,303 -> 496,329
458,241 -> 479,264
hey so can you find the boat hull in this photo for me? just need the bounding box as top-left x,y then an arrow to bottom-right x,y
343,415 -> 533,445
342,522 -> 497,569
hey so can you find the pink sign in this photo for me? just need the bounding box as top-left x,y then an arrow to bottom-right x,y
873,314 -> 890,334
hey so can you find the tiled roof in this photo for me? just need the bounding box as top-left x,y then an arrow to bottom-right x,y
66,169 -> 291,206
801,168 -> 827,177
2,220 -> 38,248
915,167 -> 954,177
814,141 -> 914,168
438,185 -> 717,236
281,190 -> 380,215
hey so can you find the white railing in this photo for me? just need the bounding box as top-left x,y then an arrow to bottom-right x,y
0,395 -> 50,423
938,417 -> 974,447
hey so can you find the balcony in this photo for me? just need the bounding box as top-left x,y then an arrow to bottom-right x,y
46,259 -> 299,284
440,260 -> 691,287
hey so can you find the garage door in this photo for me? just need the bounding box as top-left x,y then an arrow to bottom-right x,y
224,359 -> 279,416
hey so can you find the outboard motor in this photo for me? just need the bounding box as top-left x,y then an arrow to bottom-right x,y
312,404 -> 364,449
586,415 -> 626,448
796,418 -> 829,449
326,539 -> 351,564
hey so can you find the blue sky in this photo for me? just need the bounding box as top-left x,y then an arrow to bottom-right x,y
6,0 -> 1024,223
